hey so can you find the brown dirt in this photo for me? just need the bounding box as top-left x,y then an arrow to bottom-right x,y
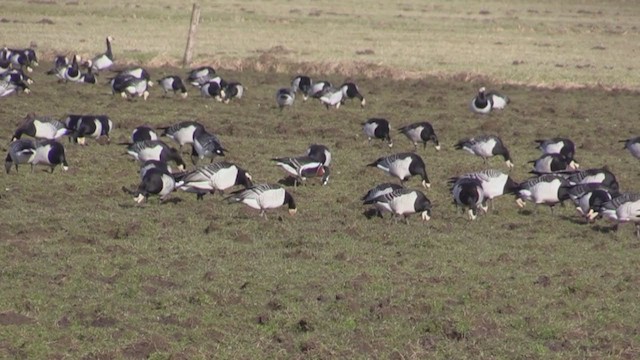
0,311 -> 35,325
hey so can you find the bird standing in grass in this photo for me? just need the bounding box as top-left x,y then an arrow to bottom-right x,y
455,135 -> 514,170
367,152 -> 430,188
362,188 -> 431,224
398,121 -> 440,151
226,184 -> 297,219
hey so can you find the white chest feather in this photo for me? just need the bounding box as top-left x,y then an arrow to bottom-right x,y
542,142 -> 564,155
387,157 -> 413,179
389,192 -> 418,215
616,201 -> 640,222
468,139 -> 496,157
212,166 -> 239,190
531,180 -> 562,204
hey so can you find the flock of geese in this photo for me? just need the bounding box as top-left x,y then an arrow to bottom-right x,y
4,37 -> 640,236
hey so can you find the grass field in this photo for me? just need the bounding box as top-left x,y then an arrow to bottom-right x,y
2,1 -> 640,359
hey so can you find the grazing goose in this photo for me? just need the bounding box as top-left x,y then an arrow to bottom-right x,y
8,50 -> 35,72
276,87 -> 295,110
11,115 -> 69,141
31,140 -> 69,173
272,156 -> 330,187
5,139 -> 36,173
451,177 -> 487,220
530,153 -> 579,174
515,174 -> 571,212
308,81 -> 332,99
320,82 -> 365,109
361,183 -> 404,218
125,140 -> 186,171
363,118 -> 393,147
131,126 -> 158,143
454,135 -> 514,169
0,76 -> 30,97
398,121 -> 440,151
367,152 -> 430,188
88,36 -> 114,71
191,128 -> 226,164
449,169 -> 519,211
620,137 -> 640,159
226,184 -> 297,219
305,144 -> 332,167
187,66 -> 216,87
200,80 -> 225,100
535,137 -> 577,164
223,82 -> 243,103
111,75 -> 150,100
139,160 -> 171,181
176,161 -> 253,200
565,167 -> 619,191
72,115 -> 112,145
158,120 -> 205,149
158,75 -> 188,98
291,75 -> 312,100
591,193 -> 640,237
362,188 -> 431,224
124,167 -> 182,204
339,82 -> 366,107
117,67 -> 151,84
566,183 -> 617,220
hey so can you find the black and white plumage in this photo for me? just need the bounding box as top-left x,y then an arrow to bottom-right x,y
62,55 -> 82,82
187,66 -> 216,87
362,188 -> 431,223
158,121 -> 205,149
363,118 -> 393,147
5,139 -> 36,173
31,140 -> 69,173
46,55 -> 68,74
72,115 -> 113,145
111,74 -> 150,100
200,80 -> 225,100
565,183 -> 617,220
620,137 -> 640,159
272,156 -> 330,187
305,144 -> 332,167
176,161 -> 253,200
340,82 -> 366,107
226,184 -> 297,218
222,82 -> 243,103
0,74 -> 30,97
530,153 -> 579,174
4,69 -> 33,85
449,169 -> 519,210
131,126 -> 158,143
139,160 -> 171,181
158,75 -> 188,98
535,138 -> 577,163
117,67 -> 151,83
398,121 -> 440,151
276,87 -> 295,109
11,115 -> 69,141
470,87 -> 509,114
88,36 -> 114,71
126,167 -> 182,204
7,48 -> 37,72
126,140 -> 186,171
565,167 -> 619,192
367,152 -> 430,188
361,183 -> 404,218
191,128 -> 226,164
291,75 -> 312,100
515,174 -> 571,211
308,81 -> 332,99
592,193 -> 640,237
319,82 -> 366,109
454,135 -> 514,169
451,178 -> 487,220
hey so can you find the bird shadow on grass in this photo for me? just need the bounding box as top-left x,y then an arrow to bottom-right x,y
277,176 -> 298,187
558,215 -> 589,225
362,208 -> 383,220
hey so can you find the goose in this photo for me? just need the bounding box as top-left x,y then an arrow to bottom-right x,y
362,188 -> 431,224
158,75 -> 188,98
565,183 -> 617,220
319,82 -> 364,109
620,137 -> 640,159
291,75 -> 312,100
200,80 -> 225,101
451,177 -> 487,220
449,169 -> 519,211
78,68 -> 97,84
71,116 -> 103,145
530,153 -> 579,174
131,126 -> 158,143
31,140 -> 69,173
176,161 -> 253,200
305,144 -> 332,167
124,167 -> 183,204
535,138 -> 577,163
8,50 -> 35,72
226,184 -> 297,219
125,140 -> 186,171
470,87 -> 492,114
398,121 -> 440,151
11,115 -> 69,141
515,174 -> 571,212
361,183 -> 404,218
565,167 -> 619,191
62,55 -> 82,82
591,193 -> 640,237
88,36 -> 114,71
308,81 -> 332,99
339,82 -> 366,107
187,66 -> 216,87
191,128 -> 226,164
271,156 -> 330,187
367,152 -> 430,188
0,76 -> 30,97
362,118 -> 393,147
0,56 -> 11,75
4,69 -> 33,85
116,67 -> 151,85
47,56 -> 69,80
158,120 -> 205,149
111,74 -> 149,100
454,135 -> 514,169
486,90 -> 509,110
5,139 -> 36,173
276,87 -> 295,109
223,82 -> 243,103
319,88 -> 344,109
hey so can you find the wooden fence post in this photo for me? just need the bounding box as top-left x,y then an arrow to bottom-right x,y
182,3 -> 201,67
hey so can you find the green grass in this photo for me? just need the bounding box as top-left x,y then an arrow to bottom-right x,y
1,67 -> 640,358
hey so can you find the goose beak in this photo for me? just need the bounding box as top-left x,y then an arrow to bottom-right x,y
288,208 -> 297,216
516,198 -> 526,208
421,211 -> 430,222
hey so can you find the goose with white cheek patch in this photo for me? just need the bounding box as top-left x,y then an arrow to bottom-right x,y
222,82 -> 243,103
451,177 -> 487,220
5,139 -> 36,173
361,183 -> 404,218
362,188 -> 431,224
200,80 -> 225,101
88,36 -> 114,71
620,136 -> 640,159
31,140 -> 69,173
449,169 -> 519,211
111,74 -> 149,100
158,121 -> 205,150
226,184 -> 297,219
63,55 -> 82,82
5,69 -> 33,85
125,140 -> 186,171
124,167 -> 183,204
191,128 -> 226,164
8,50 -> 35,73
272,155 -> 329,187
363,118 -> 393,147
320,82 -> 363,109
535,137 -> 577,164
515,174 -> 571,213
454,135 -> 514,170
187,66 -> 216,87
565,167 -> 619,191
529,153 -> 578,174
305,144 -> 332,167
470,87 -> 492,114
591,193 -> 640,237
158,75 -> 188,98
72,115 -> 112,145
565,183 -> 617,220
367,152 -> 430,188
276,87 -> 295,110
176,161 -> 253,200
131,126 -> 158,143
340,82 -> 365,107
11,114 -> 69,141
291,75 -> 312,100
398,121 -> 440,151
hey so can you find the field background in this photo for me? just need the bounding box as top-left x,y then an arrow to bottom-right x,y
2,1 -> 640,359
